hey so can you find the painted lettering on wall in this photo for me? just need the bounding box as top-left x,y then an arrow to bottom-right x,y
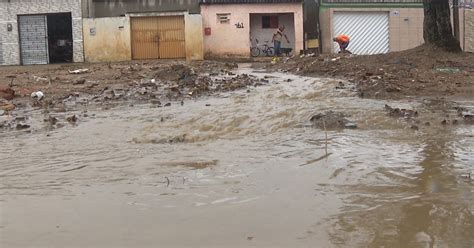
235,22 -> 244,29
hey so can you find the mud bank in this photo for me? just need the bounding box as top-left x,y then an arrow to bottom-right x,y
270,45 -> 474,99
0,61 -> 267,132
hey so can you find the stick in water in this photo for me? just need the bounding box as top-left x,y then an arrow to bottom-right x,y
323,120 -> 328,156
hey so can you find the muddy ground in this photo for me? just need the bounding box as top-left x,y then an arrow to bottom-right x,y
1,47 -> 473,131
271,45 -> 474,99
0,60 -> 271,130
0,60 -> 250,103
2,45 -> 473,110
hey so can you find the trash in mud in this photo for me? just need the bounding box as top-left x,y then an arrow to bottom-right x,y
69,69 -> 89,74
435,67 -> 460,73
66,115 -> 78,124
0,110 -> 5,116
384,104 -> 418,119
310,111 -> 357,129
33,76 -> 49,83
31,91 -> 45,101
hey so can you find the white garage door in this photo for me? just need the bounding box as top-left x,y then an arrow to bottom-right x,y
333,12 -> 389,55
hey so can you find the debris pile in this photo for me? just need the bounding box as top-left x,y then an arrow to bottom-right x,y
270,45 -> 474,99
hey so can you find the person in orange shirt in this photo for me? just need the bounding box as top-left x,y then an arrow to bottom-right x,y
333,34 -> 350,53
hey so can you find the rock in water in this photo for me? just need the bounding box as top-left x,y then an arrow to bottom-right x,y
310,111 -> 356,129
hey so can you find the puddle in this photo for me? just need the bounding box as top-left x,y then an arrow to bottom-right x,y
0,64 -> 473,247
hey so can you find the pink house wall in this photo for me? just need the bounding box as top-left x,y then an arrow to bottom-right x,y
201,3 -> 304,57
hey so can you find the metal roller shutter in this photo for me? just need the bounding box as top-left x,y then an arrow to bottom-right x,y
19,15 -> 49,65
333,12 -> 390,55
0,38 -> 3,64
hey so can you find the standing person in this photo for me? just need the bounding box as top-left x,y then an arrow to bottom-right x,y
272,26 -> 290,57
333,34 -> 350,53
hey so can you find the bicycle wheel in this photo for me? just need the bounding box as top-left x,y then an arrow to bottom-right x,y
265,47 -> 275,57
250,47 -> 260,57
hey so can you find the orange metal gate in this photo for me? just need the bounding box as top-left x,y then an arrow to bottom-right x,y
131,16 -> 185,59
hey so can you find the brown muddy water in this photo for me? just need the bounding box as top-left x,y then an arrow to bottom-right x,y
1,64 -> 473,247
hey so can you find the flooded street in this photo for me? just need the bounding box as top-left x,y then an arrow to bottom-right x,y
1,65 -> 473,247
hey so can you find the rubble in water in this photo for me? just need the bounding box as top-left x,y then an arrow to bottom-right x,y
310,111 -> 357,130
0,61 -> 271,133
384,104 -> 418,119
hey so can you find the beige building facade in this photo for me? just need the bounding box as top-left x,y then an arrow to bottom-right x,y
320,5 -> 425,54
320,2 -> 473,54
201,1 -> 304,58
82,12 -> 204,62
464,8 -> 474,52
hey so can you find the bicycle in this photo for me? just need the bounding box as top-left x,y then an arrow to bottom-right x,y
250,39 -> 275,57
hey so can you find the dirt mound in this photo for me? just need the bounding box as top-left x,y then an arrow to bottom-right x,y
153,64 -> 197,83
272,45 -> 474,99
0,86 -> 15,100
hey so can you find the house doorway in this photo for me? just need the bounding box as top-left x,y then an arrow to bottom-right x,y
249,13 -> 295,56
18,13 -> 73,65
47,13 -> 73,63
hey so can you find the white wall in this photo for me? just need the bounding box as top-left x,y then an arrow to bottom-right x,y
0,0 -> 83,65
201,3 -> 304,58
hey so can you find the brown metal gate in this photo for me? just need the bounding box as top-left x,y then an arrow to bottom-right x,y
131,16 -> 185,59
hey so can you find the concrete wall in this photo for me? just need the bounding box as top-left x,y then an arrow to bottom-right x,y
320,7 -> 424,54
201,3 -> 304,58
83,13 -> 203,62
83,0 -> 200,18
464,9 -> 474,52
0,0 -> 84,65
185,14 -> 204,60
83,17 -> 132,62
250,13 -> 295,52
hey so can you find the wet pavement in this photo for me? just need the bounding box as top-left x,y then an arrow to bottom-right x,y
1,65 -> 473,247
